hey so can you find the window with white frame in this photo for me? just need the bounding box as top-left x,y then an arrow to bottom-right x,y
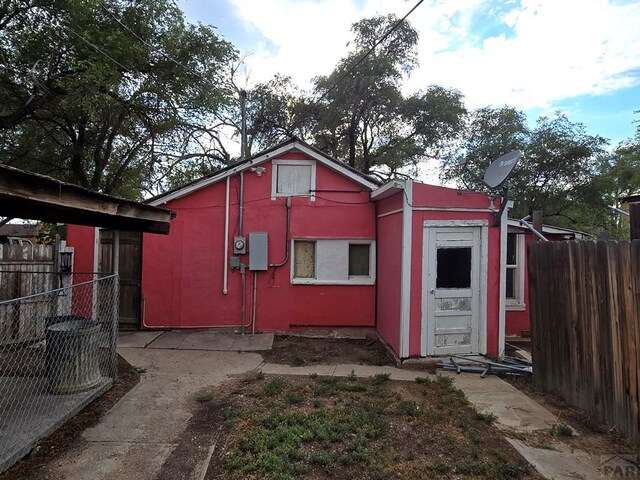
506,232 -> 526,309
291,239 -> 375,285
271,159 -> 316,199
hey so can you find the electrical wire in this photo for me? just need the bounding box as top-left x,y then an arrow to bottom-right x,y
289,0 -> 425,131
99,3 -> 205,82
59,23 -> 130,72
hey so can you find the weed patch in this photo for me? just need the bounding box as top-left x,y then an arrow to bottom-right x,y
203,372 -> 541,480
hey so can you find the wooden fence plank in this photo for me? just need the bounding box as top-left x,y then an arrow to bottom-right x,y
530,240 -> 640,442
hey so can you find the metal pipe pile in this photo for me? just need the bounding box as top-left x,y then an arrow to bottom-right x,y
437,354 -> 532,378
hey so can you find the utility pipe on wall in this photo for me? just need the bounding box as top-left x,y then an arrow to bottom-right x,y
240,264 -> 246,335
223,177 -> 230,294
251,271 -> 257,334
269,196 -> 291,268
239,171 -> 244,235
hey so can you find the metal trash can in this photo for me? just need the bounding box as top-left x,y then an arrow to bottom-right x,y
45,315 -> 91,329
45,319 -> 102,394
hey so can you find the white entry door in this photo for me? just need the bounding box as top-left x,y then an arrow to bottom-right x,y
423,224 -> 484,356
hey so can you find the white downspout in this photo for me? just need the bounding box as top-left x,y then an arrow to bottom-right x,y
223,176 -> 230,295
498,200 -> 511,357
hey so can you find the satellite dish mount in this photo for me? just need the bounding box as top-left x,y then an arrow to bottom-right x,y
466,151 -> 523,226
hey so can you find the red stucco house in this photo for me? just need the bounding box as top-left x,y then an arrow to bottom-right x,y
67,138 -> 552,359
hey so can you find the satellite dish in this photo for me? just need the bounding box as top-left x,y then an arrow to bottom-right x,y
483,151 -> 523,189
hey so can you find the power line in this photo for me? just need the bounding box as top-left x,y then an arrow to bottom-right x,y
59,23 -> 130,72
289,0 -> 425,131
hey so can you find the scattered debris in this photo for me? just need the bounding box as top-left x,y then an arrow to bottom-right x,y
438,354 -> 532,378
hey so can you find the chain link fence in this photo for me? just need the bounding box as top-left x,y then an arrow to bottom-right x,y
0,272 -> 119,473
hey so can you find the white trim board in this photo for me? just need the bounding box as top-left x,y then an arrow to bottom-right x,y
149,141 -> 378,206
399,180 -> 413,358
271,159 -> 317,201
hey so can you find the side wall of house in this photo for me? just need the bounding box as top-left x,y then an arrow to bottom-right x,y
375,192 -> 404,355
505,231 -> 568,337
409,185 -> 501,357
142,151 -> 377,331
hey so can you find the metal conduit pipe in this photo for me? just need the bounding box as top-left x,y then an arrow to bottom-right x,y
239,171 -> 244,236
251,271 -> 257,334
269,196 -> 291,267
240,264 -> 246,335
519,215 -> 549,242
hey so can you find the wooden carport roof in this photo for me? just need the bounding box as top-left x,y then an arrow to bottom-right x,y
0,164 -> 172,234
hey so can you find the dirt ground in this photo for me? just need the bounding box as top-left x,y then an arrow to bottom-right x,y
0,355 -> 140,480
504,375 -> 638,455
262,335 -> 395,367
166,372 -> 543,480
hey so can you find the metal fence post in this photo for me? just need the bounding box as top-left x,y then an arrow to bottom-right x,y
110,230 -> 120,379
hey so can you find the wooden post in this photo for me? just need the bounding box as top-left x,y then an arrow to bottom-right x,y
630,203 -> 640,241
532,210 -> 543,241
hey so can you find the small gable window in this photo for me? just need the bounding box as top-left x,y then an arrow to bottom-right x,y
272,159 -> 316,200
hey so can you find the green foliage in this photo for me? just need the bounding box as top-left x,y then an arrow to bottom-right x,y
243,370 -> 265,384
240,14 -> 465,178
370,373 -> 391,385
440,107 -> 609,235
0,0 -> 237,197
551,422 -> 574,437
262,378 -> 287,397
195,391 -> 213,403
285,391 -> 304,405
397,400 -> 422,418
476,410 -> 498,424
225,404 -> 383,478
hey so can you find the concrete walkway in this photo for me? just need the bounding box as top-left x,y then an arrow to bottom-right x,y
441,371 -> 610,480
118,331 -> 274,352
44,349 -> 263,480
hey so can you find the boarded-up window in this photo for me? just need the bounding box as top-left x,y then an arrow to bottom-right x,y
276,164 -> 312,195
348,244 -> 370,276
293,241 -> 315,278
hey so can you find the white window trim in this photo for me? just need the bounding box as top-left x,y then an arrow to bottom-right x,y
271,159 -> 316,201
506,233 -> 526,310
290,239 -> 376,285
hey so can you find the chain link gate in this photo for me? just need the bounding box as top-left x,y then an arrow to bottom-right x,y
0,272 -> 119,473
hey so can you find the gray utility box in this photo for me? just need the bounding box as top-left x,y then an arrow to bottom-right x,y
249,232 -> 268,271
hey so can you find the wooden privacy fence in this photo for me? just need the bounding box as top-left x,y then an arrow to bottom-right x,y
0,244 -> 55,344
529,240 -> 640,441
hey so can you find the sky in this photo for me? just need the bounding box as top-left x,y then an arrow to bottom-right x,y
177,0 -> 640,150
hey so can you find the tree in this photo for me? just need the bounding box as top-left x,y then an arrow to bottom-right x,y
441,107 -> 609,233
0,0 -> 237,198
308,14 -> 466,178
595,136 -> 640,238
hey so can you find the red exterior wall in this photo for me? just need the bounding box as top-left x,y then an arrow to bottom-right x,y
409,184 -> 501,357
375,192 -> 404,354
505,230 -> 568,337
141,151 -> 376,330
66,225 -> 95,274
66,225 -> 96,318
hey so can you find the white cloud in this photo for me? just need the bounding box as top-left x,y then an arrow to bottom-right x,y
229,0 -> 640,110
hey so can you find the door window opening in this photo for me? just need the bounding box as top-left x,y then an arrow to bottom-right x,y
436,247 -> 472,288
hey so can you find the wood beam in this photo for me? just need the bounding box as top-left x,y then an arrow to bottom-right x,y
0,164 -> 172,234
